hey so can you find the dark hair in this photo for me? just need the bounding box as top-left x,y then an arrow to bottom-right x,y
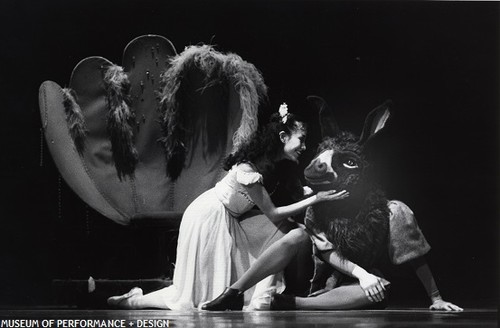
223,112 -> 306,188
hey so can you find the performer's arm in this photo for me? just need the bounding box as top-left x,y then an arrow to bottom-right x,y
409,257 -> 463,311
245,182 -> 348,223
319,249 -> 389,303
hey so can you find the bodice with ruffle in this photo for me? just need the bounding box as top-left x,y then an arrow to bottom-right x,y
214,163 -> 263,217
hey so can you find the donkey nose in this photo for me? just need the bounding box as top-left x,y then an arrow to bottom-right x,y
312,159 -> 327,173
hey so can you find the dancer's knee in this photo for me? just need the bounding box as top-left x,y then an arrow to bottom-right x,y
284,228 -> 308,243
280,228 -> 309,251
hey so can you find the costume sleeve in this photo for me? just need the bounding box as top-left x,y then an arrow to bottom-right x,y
409,257 -> 441,301
235,163 -> 263,185
388,200 -> 431,265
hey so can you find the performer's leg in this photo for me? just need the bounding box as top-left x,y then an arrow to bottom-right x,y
231,228 -> 309,292
295,284 -> 373,310
284,234 -> 314,296
202,228 -> 310,310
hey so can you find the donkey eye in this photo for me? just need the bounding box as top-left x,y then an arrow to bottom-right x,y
343,159 -> 358,169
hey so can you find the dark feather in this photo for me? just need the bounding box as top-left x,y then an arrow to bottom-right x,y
158,45 -> 266,180
61,88 -> 88,154
103,65 -> 138,180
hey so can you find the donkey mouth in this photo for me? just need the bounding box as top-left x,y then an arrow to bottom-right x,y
304,174 -> 336,186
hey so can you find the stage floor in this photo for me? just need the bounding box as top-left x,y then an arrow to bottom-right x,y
0,308 -> 497,328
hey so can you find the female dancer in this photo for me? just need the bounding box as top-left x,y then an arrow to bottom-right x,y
107,104 -> 349,310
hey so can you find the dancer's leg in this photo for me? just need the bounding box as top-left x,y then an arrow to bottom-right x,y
284,234 -> 314,296
202,228 -> 310,311
231,228 -> 309,292
295,284 -> 373,310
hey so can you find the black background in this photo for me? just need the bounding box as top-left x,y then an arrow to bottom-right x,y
0,1 -> 498,308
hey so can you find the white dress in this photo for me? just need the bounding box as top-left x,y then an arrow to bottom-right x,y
157,163 -> 289,311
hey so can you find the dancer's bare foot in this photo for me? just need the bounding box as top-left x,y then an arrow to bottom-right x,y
107,287 -> 143,309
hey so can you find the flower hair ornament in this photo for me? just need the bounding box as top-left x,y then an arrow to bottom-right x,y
278,103 -> 289,124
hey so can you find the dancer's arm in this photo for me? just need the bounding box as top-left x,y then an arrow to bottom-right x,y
319,249 -> 388,303
245,182 -> 348,223
409,257 -> 463,311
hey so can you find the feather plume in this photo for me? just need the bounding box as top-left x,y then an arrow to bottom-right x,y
159,45 -> 267,180
223,54 -> 267,151
103,64 -> 138,180
62,88 -> 88,154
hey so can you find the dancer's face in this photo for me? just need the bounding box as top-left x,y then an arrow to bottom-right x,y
280,128 -> 307,163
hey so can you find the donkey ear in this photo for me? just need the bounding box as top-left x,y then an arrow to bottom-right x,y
358,100 -> 392,145
307,95 -> 340,138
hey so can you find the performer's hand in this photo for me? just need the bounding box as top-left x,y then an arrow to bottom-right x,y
429,299 -> 463,311
358,273 -> 389,303
316,190 -> 349,202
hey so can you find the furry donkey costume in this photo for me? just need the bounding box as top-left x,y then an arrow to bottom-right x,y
288,97 -> 461,311
303,96 -> 393,293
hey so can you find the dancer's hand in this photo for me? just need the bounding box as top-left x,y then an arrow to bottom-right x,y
429,299 -> 463,311
316,190 -> 349,202
358,273 -> 389,303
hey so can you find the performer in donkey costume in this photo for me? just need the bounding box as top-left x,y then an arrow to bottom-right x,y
203,96 -> 463,311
